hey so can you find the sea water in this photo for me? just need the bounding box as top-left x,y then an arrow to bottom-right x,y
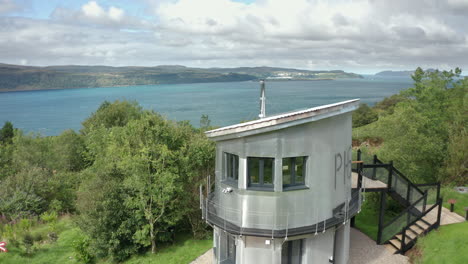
0,76 -> 412,136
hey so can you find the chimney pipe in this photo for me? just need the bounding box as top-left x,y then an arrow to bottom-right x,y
259,80 -> 266,118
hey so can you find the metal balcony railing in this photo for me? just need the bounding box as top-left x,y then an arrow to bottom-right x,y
201,188 -> 362,238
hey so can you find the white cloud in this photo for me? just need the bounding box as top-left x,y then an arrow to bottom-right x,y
51,1 -> 142,28
0,0 -> 21,14
1,0 -> 468,72
82,1 -> 105,18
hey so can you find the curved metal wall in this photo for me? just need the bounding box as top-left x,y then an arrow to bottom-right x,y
212,112 -> 353,231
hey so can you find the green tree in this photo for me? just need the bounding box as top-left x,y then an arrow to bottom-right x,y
373,94 -> 407,116
77,167 -> 139,261
78,102 -> 215,259
0,121 -> 14,144
352,103 -> 378,128
81,100 -> 143,135
376,68 -> 467,183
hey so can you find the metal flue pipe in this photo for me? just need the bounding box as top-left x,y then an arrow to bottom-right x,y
259,80 -> 266,118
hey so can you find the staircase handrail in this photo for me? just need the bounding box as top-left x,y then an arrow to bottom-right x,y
400,197 -> 443,252
372,155 -> 425,196
378,191 -> 429,244
381,191 -> 427,231
391,166 -> 424,196
415,182 -> 441,202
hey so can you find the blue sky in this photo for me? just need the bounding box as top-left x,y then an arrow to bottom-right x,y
1,0 -> 468,74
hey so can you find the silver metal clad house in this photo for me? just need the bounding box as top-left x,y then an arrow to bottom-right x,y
201,99 -> 361,264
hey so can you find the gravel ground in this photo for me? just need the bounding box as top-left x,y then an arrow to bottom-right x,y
190,249 -> 213,264
349,228 -> 408,264
190,228 -> 409,264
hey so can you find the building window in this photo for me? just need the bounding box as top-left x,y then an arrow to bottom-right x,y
224,153 -> 239,181
247,157 -> 274,190
282,239 -> 304,264
282,157 -> 307,188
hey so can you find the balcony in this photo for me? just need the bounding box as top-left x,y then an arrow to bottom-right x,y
201,188 -> 361,238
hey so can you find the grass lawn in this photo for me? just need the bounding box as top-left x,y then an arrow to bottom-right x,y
354,204 -> 379,240
108,234 -> 212,264
440,187 -> 468,217
0,217 -> 78,264
410,221 -> 468,264
0,217 -> 212,264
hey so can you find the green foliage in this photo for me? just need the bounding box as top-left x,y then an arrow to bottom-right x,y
0,121 -> 14,144
40,211 -> 58,233
73,234 -> 95,264
0,140 -> 14,181
352,103 -> 378,128
0,217 -> 82,264
357,68 -> 467,184
77,104 -> 214,259
0,129 -> 85,220
199,114 -> 211,130
81,100 -> 144,135
76,168 -> 140,262
0,100 -> 215,262
373,94 -> 407,115
18,218 -> 32,232
22,232 -> 34,256
0,217 -> 212,264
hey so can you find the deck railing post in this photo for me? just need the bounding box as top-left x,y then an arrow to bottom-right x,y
377,190 -> 387,244
406,205 -> 411,227
406,182 -> 411,204
436,198 -> 443,229
387,161 -> 393,190
357,150 -> 363,190
372,155 -> 378,180
423,190 -> 428,213
401,227 -> 406,252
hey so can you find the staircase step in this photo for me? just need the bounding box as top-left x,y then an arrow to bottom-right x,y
422,215 -> 436,225
405,230 -> 417,240
396,233 -> 414,242
409,224 -> 425,235
416,220 -> 430,230
384,243 -> 398,254
406,227 -> 419,237
389,239 -> 402,250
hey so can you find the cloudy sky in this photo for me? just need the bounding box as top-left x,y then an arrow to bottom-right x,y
1,0 -> 468,73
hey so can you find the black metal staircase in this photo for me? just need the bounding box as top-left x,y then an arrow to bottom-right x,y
355,150 -> 443,254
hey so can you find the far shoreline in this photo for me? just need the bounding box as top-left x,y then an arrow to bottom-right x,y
0,78 -> 356,93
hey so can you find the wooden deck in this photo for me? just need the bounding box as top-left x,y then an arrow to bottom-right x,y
424,205 -> 465,226
352,172 -> 387,190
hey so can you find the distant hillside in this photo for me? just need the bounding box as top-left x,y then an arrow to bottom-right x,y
375,69 -> 437,77
209,66 -> 363,80
0,64 -> 363,92
375,70 -> 414,77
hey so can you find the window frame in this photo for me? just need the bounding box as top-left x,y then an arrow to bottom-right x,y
282,156 -> 307,190
223,152 -> 239,183
247,156 -> 275,191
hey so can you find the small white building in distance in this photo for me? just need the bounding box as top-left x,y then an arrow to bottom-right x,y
201,98 -> 361,264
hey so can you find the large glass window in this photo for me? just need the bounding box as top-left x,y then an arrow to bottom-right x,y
282,239 -> 304,264
224,153 -> 239,181
282,157 -> 307,189
247,157 -> 274,189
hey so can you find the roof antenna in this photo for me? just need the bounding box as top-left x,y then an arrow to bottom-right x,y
259,79 -> 266,119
